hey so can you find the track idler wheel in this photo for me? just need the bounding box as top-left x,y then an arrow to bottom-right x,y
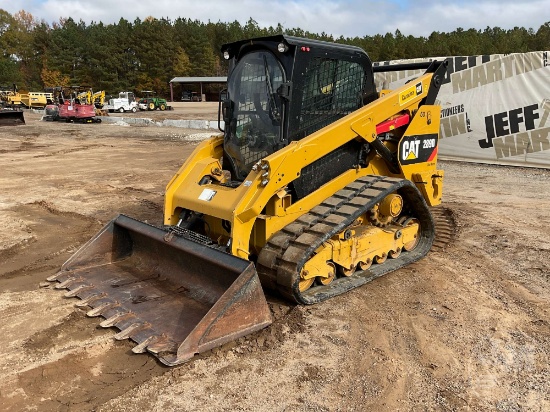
317,262 -> 336,285
374,253 -> 388,264
359,259 -> 372,270
398,216 -> 420,251
339,264 -> 356,277
389,247 -> 402,259
299,277 -> 314,292
300,261 -> 337,291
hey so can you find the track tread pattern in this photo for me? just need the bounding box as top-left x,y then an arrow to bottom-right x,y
257,175 -> 436,304
430,206 -> 457,251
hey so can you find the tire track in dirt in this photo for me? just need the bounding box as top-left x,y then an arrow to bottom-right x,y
0,140 -> 48,154
0,201 -> 168,412
2,320 -> 165,412
0,202 -> 100,287
33,144 -> 107,158
1,298 -> 309,412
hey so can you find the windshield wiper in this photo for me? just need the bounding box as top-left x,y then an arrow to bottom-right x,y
262,55 -> 281,123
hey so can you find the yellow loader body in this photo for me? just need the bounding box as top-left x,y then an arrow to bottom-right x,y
49,35 -> 448,365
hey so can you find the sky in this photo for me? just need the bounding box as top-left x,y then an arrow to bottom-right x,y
1,0 -> 549,38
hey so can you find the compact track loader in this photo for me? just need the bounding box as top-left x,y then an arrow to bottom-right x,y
48,35 -> 448,365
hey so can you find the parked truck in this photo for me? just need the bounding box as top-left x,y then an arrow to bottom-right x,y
104,91 -> 138,113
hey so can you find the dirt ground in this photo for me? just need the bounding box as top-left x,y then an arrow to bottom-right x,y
0,106 -> 548,412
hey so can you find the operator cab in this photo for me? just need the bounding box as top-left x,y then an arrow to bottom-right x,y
220,35 -> 377,198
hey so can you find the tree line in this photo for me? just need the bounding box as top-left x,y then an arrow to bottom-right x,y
1,9 -> 549,98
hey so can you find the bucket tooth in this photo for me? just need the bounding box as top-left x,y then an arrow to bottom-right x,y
75,292 -> 106,307
47,271 -> 66,282
131,336 -> 158,354
113,323 -> 148,341
147,338 -> 178,354
55,277 -> 79,289
64,284 -> 94,298
87,301 -> 118,317
99,311 -> 135,328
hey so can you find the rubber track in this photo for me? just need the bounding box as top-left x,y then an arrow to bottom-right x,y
257,175 -> 436,304
430,206 -> 457,251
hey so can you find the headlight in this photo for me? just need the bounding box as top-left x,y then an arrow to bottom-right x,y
277,42 -> 288,53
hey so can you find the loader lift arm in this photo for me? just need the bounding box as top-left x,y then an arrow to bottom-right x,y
164,59 -> 447,260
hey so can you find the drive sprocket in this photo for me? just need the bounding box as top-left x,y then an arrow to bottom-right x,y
368,204 -> 393,227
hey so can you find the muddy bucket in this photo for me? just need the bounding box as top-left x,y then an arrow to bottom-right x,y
0,109 -> 25,126
48,214 -> 272,366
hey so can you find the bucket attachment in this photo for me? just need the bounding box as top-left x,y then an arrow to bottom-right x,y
48,215 -> 272,366
0,109 -> 25,126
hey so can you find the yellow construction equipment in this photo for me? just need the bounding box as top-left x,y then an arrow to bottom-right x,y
0,84 -> 22,107
0,85 -> 25,125
92,90 -> 105,107
89,90 -> 107,116
48,35 -> 449,366
75,88 -> 105,107
0,84 -> 53,108
77,89 -> 92,105
20,91 -> 53,108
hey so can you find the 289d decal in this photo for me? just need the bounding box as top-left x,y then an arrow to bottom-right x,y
399,134 -> 439,165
